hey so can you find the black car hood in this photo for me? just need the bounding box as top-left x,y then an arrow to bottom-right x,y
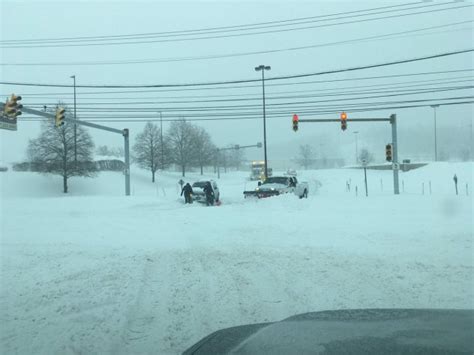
183,309 -> 473,354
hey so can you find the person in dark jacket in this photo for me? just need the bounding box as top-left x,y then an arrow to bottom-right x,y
181,183 -> 193,204
203,182 -> 214,206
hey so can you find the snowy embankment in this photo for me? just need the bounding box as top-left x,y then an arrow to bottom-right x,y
1,163 -> 472,354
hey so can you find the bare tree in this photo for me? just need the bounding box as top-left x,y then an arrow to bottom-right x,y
167,119 -> 197,177
97,145 -> 123,158
359,148 -> 374,164
27,105 -> 96,193
133,122 -> 168,182
193,127 -> 215,175
296,144 -> 314,170
96,145 -> 110,156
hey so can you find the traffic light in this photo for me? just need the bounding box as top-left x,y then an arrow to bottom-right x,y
292,114 -> 299,132
55,107 -> 66,127
340,112 -> 347,131
385,144 -> 392,162
4,94 -> 22,118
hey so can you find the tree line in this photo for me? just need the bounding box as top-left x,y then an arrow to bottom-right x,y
133,119 -> 244,182
25,104 -> 244,193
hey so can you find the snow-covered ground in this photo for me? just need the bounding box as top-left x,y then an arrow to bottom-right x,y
1,163 -> 472,354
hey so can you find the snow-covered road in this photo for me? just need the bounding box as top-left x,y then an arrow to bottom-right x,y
1,163 -> 472,354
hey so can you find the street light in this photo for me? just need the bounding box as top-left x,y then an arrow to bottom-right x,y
430,104 -> 439,161
71,75 -> 77,162
353,131 -> 359,164
255,64 -> 271,179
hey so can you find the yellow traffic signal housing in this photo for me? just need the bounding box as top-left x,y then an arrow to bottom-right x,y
340,112 -> 347,131
55,107 -> 66,127
386,144 -> 393,162
4,94 -> 22,118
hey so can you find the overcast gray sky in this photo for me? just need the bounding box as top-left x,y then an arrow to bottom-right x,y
1,0 -> 473,165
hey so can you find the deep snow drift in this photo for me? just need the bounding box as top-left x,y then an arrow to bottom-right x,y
1,163 -> 472,354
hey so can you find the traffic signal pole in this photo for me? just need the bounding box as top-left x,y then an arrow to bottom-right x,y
390,114 -> 400,194
123,129 -> 131,196
21,106 -> 131,196
298,115 -> 400,195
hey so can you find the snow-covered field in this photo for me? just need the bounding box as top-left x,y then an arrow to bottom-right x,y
1,163 -> 472,354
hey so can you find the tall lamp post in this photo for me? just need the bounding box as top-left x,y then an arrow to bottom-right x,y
430,104 -> 439,161
255,65 -> 271,179
71,75 -> 77,162
353,131 -> 359,164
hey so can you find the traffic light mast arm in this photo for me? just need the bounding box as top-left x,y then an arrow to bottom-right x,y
298,118 -> 391,123
217,143 -> 260,151
21,106 -> 123,134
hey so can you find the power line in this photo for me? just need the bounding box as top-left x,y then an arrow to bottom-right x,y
0,2 -> 424,44
19,100 -> 474,122
23,85 -> 474,108
2,21 -> 471,66
4,3 -> 468,48
4,69 -> 472,97
1,49 -> 472,88
18,77 -> 473,102
25,94 -> 474,115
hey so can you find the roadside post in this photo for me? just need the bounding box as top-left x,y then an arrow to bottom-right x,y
362,159 -> 368,197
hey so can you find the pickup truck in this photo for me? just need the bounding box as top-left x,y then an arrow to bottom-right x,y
244,176 -> 309,199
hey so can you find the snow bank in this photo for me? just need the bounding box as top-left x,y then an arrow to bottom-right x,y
1,163 -> 472,354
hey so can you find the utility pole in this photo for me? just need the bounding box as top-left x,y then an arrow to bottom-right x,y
430,104 -> 439,161
71,75 -> 77,163
255,65 -> 271,179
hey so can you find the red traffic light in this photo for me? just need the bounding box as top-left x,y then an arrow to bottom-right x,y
340,112 -> 347,120
292,114 -> 299,132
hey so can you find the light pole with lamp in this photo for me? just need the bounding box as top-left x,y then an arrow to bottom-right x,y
255,65 -> 271,179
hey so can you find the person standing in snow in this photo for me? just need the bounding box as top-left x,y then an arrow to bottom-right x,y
181,183 -> 193,204
203,182 -> 215,206
453,174 -> 458,195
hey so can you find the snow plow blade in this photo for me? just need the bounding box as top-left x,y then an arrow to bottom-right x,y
243,190 -> 280,199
